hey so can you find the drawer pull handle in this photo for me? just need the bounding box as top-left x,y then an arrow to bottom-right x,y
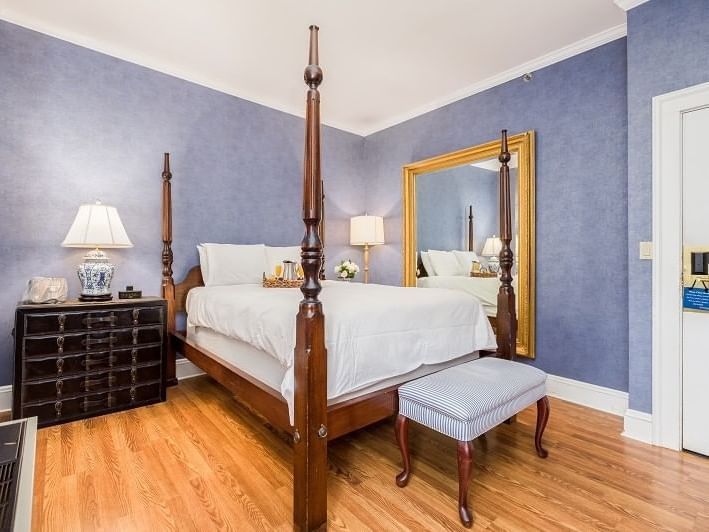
55,400 -> 63,417
57,336 -> 64,355
130,387 -> 136,401
82,335 -> 116,348
82,315 -> 117,327
56,358 -> 64,375
132,309 -> 140,325
132,328 -> 139,345
84,375 -> 115,391
58,314 -> 66,332
56,379 -> 63,397
82,355 -> 117,367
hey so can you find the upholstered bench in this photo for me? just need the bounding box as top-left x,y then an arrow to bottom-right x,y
394,357 -> 549,527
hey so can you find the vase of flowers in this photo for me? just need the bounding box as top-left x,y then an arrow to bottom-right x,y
334,260 -> 359,281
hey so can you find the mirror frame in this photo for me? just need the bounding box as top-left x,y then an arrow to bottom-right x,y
401,131 -> 536,358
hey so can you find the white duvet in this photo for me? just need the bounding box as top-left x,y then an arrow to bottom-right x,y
186,281 -> 496,421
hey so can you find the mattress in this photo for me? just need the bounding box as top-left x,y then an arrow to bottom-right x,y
186,281 -> 496,422
187,325 -> 480,408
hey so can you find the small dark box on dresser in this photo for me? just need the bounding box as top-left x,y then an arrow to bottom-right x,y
13,297 -> 167,428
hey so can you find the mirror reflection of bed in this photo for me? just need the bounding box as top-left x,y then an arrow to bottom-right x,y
416,155 -> 519,320
402,131 -> 535,358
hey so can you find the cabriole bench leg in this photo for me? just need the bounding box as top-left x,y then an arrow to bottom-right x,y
457,440 -> 474,528
395,414 -> 411,487
535,396 -> 550,458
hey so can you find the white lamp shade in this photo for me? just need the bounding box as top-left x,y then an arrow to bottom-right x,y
61,201 -> 133,248
350,215 -> 385,246
481,235 -> 502,257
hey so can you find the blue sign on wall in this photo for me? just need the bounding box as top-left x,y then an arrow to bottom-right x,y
683,287 -> 709,312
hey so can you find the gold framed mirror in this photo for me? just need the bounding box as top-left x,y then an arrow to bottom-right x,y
402,131 -> 535,358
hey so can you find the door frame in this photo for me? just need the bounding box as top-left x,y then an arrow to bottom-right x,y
652,81 -> 709,450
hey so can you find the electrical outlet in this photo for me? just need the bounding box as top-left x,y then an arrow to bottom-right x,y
639,241 -> 653,260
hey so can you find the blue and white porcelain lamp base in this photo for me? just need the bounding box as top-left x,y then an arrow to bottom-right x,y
62,201 -> 132,302
77,248 -> 115,301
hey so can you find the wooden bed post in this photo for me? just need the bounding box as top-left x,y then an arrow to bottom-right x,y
293,25 -> 328,531
320,188 -> 326,280
496,130 -> 517,360
161,153 -> 177,385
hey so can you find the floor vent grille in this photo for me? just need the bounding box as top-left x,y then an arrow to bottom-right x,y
0,420 -> 35,532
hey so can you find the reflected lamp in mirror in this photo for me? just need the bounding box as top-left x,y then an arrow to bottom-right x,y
481,235 -> 502,273
62,201 -> 133,301
350,215 -> 384,284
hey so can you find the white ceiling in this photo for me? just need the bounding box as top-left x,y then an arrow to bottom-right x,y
0,1 -> 626,136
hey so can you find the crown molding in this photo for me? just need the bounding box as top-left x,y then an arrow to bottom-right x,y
0,9 -> 626,138
0,8 -> 360,135
613,0 -> 650,11
359,23 -> 627,136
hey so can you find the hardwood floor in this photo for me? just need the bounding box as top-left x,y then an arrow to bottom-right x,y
32,376 -> 709,531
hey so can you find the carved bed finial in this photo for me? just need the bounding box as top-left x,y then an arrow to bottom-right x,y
496,130 -> 517,360
304,25 -> 323,90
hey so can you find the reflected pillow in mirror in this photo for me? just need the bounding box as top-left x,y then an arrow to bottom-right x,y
452,250 -> 480,275
428,250 -> 464,277
420,251 -> 437,276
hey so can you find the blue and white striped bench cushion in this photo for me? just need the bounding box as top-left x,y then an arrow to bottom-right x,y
398,357 -> 547,441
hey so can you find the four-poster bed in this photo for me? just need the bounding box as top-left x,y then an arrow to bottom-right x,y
160,26 -> 517,531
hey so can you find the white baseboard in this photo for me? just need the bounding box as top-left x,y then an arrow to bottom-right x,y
622,409 -> 653,444
0,385 -> 11,414
176,358 -> 205,380
545,374 -> 629,416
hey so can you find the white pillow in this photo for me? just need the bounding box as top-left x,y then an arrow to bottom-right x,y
428,250 -> 464,277
452,250 -> 480,275
201,243 -> 266,286
420,251 -> 436,276
197,245 -> 209,283
265,245 -> 301,275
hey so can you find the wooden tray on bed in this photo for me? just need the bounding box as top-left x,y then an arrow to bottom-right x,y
470,272 -> 498,278
262,276 -> 304,288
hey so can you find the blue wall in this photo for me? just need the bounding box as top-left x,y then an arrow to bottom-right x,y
626,0 -> 709,413
363,39 -> 629,392
416,166 -> 498,254
6,11 -> 691,405
0,20 -> 364,386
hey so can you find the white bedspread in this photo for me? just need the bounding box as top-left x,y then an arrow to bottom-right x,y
186,281 -> 495,422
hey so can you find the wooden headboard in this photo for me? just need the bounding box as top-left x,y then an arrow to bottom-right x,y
174,265 -> 203,313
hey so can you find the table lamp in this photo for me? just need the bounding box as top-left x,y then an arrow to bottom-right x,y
61,201 -> 133,301
481,235 -> 503,273
350,215 -> 384,283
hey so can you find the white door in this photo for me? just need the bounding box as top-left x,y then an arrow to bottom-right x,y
682,106 -> 709,456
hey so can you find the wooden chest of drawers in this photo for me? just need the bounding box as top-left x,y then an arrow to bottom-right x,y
13,298 -> 167,428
